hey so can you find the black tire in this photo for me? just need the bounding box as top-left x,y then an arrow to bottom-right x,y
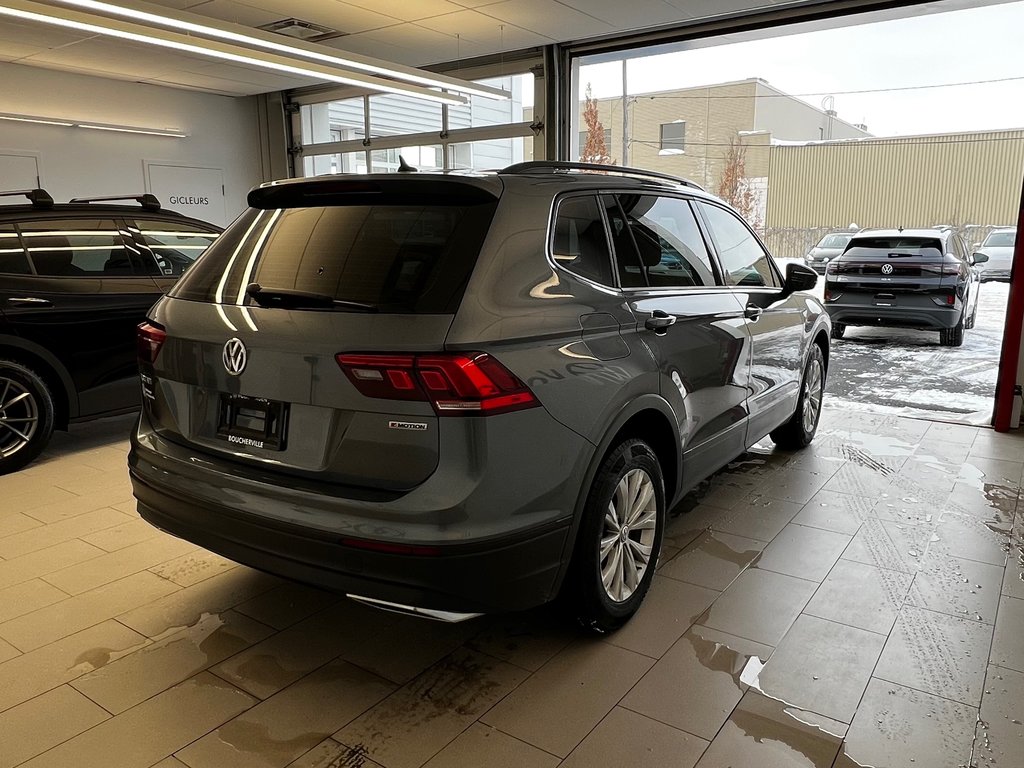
566,439 -> 666,633
771,344 -> 826,450
832,323 -> 846,339
940,314 -> 965,347
0,359 -> 56,475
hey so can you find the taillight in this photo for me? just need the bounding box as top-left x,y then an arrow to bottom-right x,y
336,353 -> 539,416
137,322 -> 166,364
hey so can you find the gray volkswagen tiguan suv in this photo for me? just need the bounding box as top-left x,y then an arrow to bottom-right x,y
129,162 -> 830,631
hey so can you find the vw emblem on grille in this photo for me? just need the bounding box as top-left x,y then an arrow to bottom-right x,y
881,263 -> 894,275
222,338 -> 247,376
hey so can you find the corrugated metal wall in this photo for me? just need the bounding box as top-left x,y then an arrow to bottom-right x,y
766,130 -> 1024,230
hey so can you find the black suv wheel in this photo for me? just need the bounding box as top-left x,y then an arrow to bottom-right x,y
0,360 -> 55,474
940,314 -> 965,347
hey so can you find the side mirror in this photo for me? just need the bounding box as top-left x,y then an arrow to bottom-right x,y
782,262 -> 818,296
973,252 -> 989,264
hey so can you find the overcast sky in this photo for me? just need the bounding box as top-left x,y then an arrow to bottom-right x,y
577,1 -> 1024,137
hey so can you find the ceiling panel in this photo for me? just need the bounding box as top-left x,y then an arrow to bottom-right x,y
558,0 -> 693,28
0,19 -> 95,51
414,11 -> 554,56
22,38 -> 205,80
178,0 -> 284,27
478,0 -> 616,38
344,0 -> 471,23
229,0 -> 401,34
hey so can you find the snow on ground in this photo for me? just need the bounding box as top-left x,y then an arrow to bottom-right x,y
776,257 -> 1009,426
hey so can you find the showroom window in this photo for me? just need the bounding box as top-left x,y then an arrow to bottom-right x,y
294,72 -> 539,176
660,122 -> 686,153
18,219 -> 134,277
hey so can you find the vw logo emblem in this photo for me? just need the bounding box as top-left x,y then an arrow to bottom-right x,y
881,263 -> 894,275
222,338 -> 247,376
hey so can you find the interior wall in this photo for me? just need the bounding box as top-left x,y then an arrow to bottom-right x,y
0,61 -> 262,226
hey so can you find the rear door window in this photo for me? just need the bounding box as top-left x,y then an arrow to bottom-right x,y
132,218 -> 219,277
551,195 -> 613,286
0,225 -> 30,274
170,201 -> 497,313
614,194 -> 718,288
18,218 -> 134,277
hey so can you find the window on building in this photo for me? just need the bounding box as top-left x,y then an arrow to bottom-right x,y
660,122 -> 686,154
578,128 -> 612,152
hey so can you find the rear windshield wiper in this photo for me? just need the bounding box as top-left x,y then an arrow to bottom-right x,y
245,283 -> 378,313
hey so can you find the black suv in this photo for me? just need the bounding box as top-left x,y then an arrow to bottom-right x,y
0,189 -> 220,473
824,228 -> 985,347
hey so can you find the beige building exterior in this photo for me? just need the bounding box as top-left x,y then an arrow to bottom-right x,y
567,79 -> 1023,259
578,78 -> 870,194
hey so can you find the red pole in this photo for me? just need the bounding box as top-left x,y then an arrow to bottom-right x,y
993,172 -> 1024,431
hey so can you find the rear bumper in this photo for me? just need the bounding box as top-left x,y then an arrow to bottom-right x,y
132,469 -> 568,613
825,290 -> 960,330
129,414 -> 586,614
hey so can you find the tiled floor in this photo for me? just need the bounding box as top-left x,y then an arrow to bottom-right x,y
1,408 -> 1023,768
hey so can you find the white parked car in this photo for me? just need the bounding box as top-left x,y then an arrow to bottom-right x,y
974,227 -> 1016,282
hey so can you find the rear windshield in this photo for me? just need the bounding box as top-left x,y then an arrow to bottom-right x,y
169,202 -> 497,313
844,236 -> 942,255
984,231 -> 1016,247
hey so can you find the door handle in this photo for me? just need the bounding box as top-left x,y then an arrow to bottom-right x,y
744,304 -> 763,320
6,297 -> 53,308
644,309 -> 676,333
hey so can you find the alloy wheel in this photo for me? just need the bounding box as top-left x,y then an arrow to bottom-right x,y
0,377 -> 39,459
600,468 -> 658,603
801,358 -> 824,433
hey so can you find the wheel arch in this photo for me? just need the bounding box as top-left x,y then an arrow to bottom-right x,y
549,394 -> 681,599
0,335 -> 76,428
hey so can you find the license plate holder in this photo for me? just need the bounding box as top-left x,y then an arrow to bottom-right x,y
216,393 -> 288,451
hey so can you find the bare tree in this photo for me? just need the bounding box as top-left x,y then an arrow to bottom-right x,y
718,137 -> 761,229
580,83 -> 614,165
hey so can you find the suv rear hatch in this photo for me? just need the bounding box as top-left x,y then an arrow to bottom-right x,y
827,235 -> 959,294
139,176 -> 521,492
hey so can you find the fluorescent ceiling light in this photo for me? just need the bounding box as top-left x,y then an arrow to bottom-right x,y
78,124 -> 185,137
0,113 -> 73,126
0,0 -> 468,105
0,110 -> 185,136
53,0 -> 508,100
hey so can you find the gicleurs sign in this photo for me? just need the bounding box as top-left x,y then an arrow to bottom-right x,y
147,164 -> 227,227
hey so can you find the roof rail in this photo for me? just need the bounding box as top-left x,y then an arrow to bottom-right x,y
0,188 -> 54,209
68,193 -> 161,211
499,161 -> 704,190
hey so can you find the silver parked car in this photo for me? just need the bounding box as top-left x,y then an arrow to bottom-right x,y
803,231 -> 855,274
129,162 -> 830,631
974,227 -> 1016,282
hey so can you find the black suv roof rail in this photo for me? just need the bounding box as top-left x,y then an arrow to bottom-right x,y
0,188 -> 54,209
68,193 -> 162,211
499,161 -> 705,191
